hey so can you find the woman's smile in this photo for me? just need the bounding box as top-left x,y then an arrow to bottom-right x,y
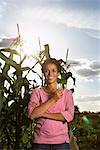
44,63 -> 59,84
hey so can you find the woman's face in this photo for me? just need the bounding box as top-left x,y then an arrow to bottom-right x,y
43,63 -> 59,84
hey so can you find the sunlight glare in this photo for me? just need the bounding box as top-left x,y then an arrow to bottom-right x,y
17,21 -> 57,56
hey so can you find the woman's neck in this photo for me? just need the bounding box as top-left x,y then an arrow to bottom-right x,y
44,83 -> 57,93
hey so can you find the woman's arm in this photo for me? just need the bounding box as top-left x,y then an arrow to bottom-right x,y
61,90 -> 74,122
30,88 -> 63,120
42,90 -> 74,123
43,112 -> 66,122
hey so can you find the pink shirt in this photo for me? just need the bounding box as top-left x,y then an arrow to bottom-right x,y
28,88 -> 74,144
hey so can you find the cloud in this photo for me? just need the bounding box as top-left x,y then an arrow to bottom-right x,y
77,101 -> 100,112
0,37 -> 18,48
76,95 -> 100,102
77,68 -> 100,77
75,94 -> 100,112
67,59 -> 84,67
20,6 -> 99,30
90,61 -> 100,70
68,59 -> 100,77
0,1 -> 7,19
1,0 -> 99,31
83,28 -> 100,39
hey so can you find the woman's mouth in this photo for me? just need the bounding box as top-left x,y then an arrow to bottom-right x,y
48,77 -> 53,80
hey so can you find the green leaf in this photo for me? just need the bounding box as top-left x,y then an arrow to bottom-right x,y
22,132 -> 29,144
0,51 -> 19,70
0,48 -> 20,55
21,67 -> 30,72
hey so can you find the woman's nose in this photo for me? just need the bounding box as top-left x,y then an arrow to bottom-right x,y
48,70 -> 52,75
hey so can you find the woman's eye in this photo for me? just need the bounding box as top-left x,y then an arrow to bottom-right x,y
53,69 -> 57,72
45,70 -> 49,73
44,69 -> 57,73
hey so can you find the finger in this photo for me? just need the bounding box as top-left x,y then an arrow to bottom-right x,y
57,89 -> 63,94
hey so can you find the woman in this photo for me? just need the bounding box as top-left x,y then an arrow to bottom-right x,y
28,58 -> 74,150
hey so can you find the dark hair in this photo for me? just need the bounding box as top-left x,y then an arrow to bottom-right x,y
42,58 -> 61,73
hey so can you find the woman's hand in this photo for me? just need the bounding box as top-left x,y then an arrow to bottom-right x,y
52,88 -> 64,102
29,88 -> 64,120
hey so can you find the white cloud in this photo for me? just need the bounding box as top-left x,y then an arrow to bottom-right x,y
83,28 -> 100,39
0,1 -> 7,19
0,0 -> 99,42
76,95 -> 100,102
20,6 -> 99,30
2,0 -> 97,32
75,95 -> 100,112
90,61 -> 100,70
66,59 -> 100,85
77,68 -> 100,77
77,100 -> 100,112
68,59 -> 100,77
68,59 -> 89,67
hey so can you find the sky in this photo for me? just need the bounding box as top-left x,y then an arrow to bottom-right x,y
0,0 -> 100,112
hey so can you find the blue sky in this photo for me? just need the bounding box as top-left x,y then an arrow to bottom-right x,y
0,0 -> 100,112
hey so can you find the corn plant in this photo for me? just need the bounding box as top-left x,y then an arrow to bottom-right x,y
0,48 -> 38,149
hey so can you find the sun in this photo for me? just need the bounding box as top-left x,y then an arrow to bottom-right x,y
16,22 -> 57,56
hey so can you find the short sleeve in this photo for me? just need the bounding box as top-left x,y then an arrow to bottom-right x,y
28,88 -> 40,117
